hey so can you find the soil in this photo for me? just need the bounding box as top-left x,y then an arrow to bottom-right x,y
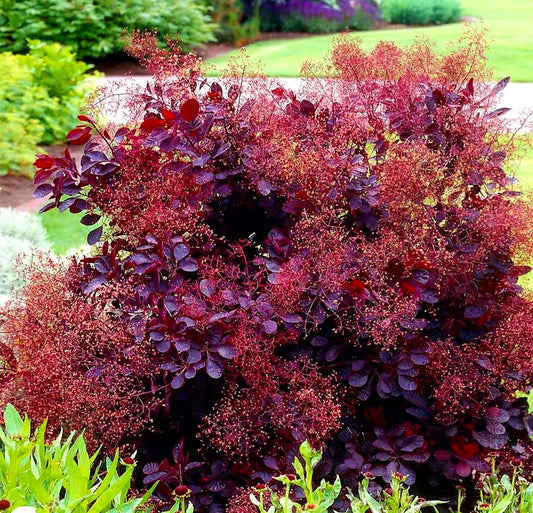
0,175 -> 36,211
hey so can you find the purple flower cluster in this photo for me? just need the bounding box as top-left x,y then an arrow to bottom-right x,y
258,0 -> 380,32
280,0 -> 379,25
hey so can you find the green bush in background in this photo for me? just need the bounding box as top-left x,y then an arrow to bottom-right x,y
0,40 -> 96,176
0,0 -> 216,59
381,0 -> 461,25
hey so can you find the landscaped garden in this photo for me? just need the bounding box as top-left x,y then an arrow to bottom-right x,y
1,1 -> 533,512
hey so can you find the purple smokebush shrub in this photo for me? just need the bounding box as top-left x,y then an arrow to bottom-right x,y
2,31 -> 533,511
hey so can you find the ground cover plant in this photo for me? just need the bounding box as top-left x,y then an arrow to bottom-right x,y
205,0 -> 533,81
0,208 -> 49,303
1,29 -> 533,512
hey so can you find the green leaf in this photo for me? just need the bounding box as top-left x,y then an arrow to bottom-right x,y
87,470 -> 132,513
4,404 -> 24,436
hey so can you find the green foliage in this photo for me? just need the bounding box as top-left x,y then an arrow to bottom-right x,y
0,40 -> 96,176
348,473 -> 445,512
203,0 -> 245,43
249,441 -> 342,513
0,0 -> 216,59
381,0 -> 461,26
0,208 -> 49,298
462,461 -> 533,513
0,404 -> 157,513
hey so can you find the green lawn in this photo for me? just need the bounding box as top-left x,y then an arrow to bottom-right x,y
205,0 -> 533,81
40,209 -> 90,254
514,140 -> 533,190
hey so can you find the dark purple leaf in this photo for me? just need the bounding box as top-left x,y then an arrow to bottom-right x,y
400,435 -> 424,452
179,257 -> 198,272
484,107 -> 511,119
216,344 -> 238,359
206,357 -> 224,379
38,202 -> 56,214
263,319 -> 278,334
349,373 -> 368,388
194,171 -> 214,185
87,225 -> 103,245
173,244 -> 190,261
464,305 -> 488,319
490,76 -> 510,96
263,456 -> 279,470
280,313 -> 302,324
472,430 -> 507,449
402,451 -> 430,463
199,279 -> 216,297
486,420 -> 506,435
33,184 -> 53,198
83,275 -> 106,294
171,374 -> 185,389
174,340 -> 191,351
455,461 -> 471,477
398,375 -> 417,391
156,340 -> 171,353
80,213 -> 101,226
193,154 -> 211,167
187,350 -> 202,364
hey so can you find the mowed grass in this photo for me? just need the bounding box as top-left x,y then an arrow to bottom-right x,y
40,209 -> 89,254
205,0 -> 533,81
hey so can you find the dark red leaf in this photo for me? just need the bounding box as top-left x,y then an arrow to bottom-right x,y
161,109 -> 176,122
66,126 -> 91,145
77,114 -> 95,123
180,98 -> 200,122
300,99 -> 316,116
271,87 -> 290,99
33,154 -> 55,169
140,117 -> 166,132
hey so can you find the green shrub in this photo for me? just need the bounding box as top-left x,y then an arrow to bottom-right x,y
0,0 -> 216,59
0,404 -> 156,513
0,208 -> 49,298
203,0 -> 244,43
0,41 -> 96,176
381,0 -> 461,25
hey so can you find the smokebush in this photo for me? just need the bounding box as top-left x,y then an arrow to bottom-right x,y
1,30 -> 533,511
